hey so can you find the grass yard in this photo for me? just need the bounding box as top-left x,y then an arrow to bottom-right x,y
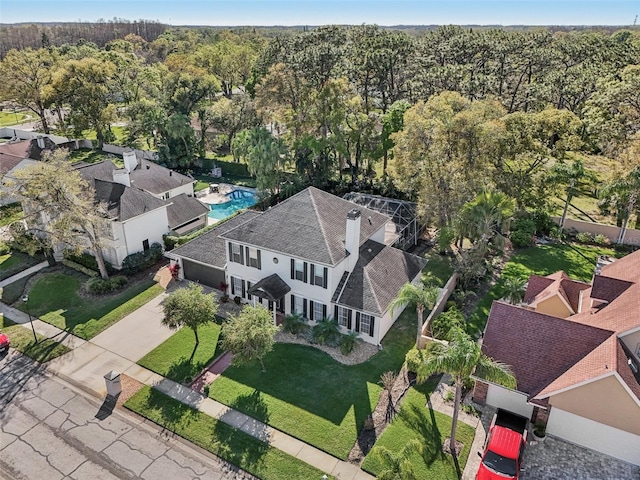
361,382 -> 475,480
466,243 -> 618,335
0,203 -> 24,228
0,252 -> 44,281
0,314 -> 70,363
67,148 -> 114,164
18,270 -> 164,339
138,322 -> 223,383
422,250 -> 455,288
125,386 -> 329,480
0,110 -> 30,127
209,309 -> 416,459
200,155 -> 256,188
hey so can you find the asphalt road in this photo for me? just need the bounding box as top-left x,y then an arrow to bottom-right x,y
0,350 -> 252,480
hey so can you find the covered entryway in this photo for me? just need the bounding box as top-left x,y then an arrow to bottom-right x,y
182,259 -> 224,289
248,274 -> 291,324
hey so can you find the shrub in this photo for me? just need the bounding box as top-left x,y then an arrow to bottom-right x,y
0,242 -> 9,255
340,331 -> 358,355
163,224 -> 217,250
531,210 -> 554,236
576,231 -> 594,244
510,230 -> 533,248
593,233 -> 609,245
431,307 -> 465,340
311,318 -> 341,346
62,259 -> 98,277
64,251 -> 116,275
282,313 -> 306,335
436,227 -> 455,254
233,296 -> 242,305
111,275 -> 128,288
121,242 -> 163,274
405,348 -> 427,374
85,275 -> 128,294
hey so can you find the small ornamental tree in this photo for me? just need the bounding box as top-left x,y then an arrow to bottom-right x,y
221,304 -> 278,372
162,283 -> 218,346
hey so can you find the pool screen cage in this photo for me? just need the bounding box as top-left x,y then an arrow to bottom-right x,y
343,192 -> 423,251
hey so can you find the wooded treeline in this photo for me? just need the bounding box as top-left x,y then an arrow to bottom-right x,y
3,24 -> 640,267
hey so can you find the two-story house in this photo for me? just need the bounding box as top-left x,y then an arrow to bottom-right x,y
167,187 -> 427,345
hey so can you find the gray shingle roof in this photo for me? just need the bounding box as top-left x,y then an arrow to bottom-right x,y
335,239 -> 428,316
74,160 -> 117,183
93,179 -> 167,221
169,210 -> 262,268
165,194 -> 210,229
248,274 -> 291,301
221,187 -> 390,265
129,159 -> 194,195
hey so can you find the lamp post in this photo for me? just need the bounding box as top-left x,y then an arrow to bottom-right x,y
22,295 -> 38,344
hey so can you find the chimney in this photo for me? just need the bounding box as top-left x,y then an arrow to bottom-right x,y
112,169 -> 131,187
345,209 -> 361,270
36,135 -> 45,149
123,150 -> 138,173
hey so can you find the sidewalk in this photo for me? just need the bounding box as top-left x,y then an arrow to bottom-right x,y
0,260 -> 48,288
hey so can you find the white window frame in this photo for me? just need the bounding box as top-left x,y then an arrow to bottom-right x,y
360,313 -> 374,336
248,247 -> 259,268
294,295 -> 305,317
337,306 -> 350,328
233,277 -> 243,298
313,302 -> 325,322
231,243 -> 242,263
313,265 -> 325,286
294,260 -> 305,281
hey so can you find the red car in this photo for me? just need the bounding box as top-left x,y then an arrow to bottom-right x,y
476,409 -> 529,480
0,330 -> 10,354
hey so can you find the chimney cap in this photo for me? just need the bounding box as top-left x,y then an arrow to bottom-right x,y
347,208 -> 361,220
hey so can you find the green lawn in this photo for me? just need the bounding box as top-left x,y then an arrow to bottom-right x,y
422,251 -> 455,288
18,270 -> 164,339
209,309 -> 416,459
200,155 -> 256,188
0,203 -> 24,227
0,314 -> 70,362
0,252 -> 44,281
67,148 -> 113,164
138,322 -> 223,383
0,110 -> 30,127
125,386 -> 329,480
466,243 -> 617,335
361,382 -> 475,480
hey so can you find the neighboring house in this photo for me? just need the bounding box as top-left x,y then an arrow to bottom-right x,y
473,251 -> 640,465
167,187 -> 427,345
72,152 -> 209,266
0,137 -> 55,205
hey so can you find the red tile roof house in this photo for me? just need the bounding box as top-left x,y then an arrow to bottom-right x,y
473,251 -> 640,465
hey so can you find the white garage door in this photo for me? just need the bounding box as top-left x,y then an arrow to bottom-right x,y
547,408 -> 640,466
485,384 -> 534,418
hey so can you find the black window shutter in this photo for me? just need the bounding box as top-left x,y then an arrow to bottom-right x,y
268,300 -> 273,311
309,301 -> 314,321
303,299 -> 307,318
322,304 -> 327,320
242,280 -> 246,298
240,246 -> 245,265
369,317 -> 375,337
310,264 -> 315,285
230,276 -> 236,295
355,312 -> 360,332
247,282 -> 252,300
323,267 -> 328,288
291,259 -> 295,279
291,294 -> 295,313
257,250 -> 261,270
303,262 -> 308,283
228,243 -> 233,263
347,310 -> 352,330
334,305 -> 338,321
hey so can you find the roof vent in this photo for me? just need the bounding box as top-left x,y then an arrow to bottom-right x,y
169,171 -> 172,176
146,165 -> 150,169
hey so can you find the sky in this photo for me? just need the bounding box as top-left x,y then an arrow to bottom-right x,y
1,0 -> 638,27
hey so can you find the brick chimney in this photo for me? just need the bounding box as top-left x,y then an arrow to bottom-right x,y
345,209 -> 361,270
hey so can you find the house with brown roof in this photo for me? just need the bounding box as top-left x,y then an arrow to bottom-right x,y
473,250 -> 640,465
167,187 -> 428,345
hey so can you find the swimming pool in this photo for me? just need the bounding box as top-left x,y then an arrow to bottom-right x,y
208,189 -> 257,220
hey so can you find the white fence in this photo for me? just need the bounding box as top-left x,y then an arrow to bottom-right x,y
419,273 -> 458,348
554,217 -> 640,246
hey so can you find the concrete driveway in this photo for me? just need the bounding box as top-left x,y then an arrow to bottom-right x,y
91,292 -> 174,362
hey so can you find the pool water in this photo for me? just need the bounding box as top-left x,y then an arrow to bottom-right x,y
208,190 -> 257,220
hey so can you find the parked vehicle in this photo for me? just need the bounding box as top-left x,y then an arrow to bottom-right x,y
0,331 -> 10,354
476,409 -> 529,480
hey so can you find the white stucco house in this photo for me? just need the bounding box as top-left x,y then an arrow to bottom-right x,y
167,187 -> 427,345
70,151 -> 208,267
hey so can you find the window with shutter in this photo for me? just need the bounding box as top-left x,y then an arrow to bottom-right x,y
230,243 -> 243,264
293,260 -> 305,281
337,306 -> 351,329
247,248 -> 261,269
360,313 -> 375,337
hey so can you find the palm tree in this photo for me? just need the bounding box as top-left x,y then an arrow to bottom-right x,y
374,438 -> 423,480
390,282 -> 440,349
550,159 -> 596,233
599,166 -> 640,243
417,328 -> 516,455
502,277 -> 526,305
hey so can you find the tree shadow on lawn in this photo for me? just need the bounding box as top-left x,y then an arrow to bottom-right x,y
144,386 -> 199,433
215,390 -> 270,470
218,343 -> 375,429
401,401 -> 447,467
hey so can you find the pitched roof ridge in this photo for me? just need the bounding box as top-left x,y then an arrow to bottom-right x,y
308,187 -> 337,263
363,267 -> 384,315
